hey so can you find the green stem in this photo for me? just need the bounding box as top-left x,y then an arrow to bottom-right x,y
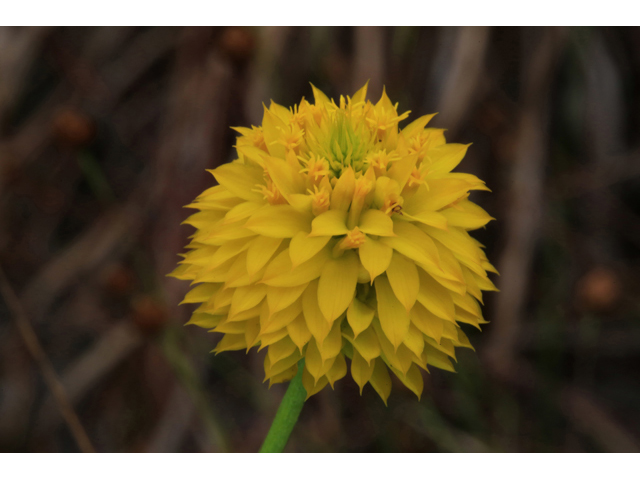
259,359 -> 307,453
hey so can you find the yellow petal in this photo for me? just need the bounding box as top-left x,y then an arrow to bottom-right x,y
452,292 -> 483,318
309,210 -> 349,237
403,323 -> 425,359
260,298 -> 302,334
403,210 -> 448,230
267,363 -> 298,386
346,298 -> 375,338
318,321 -> 343,362
167,263 -> 192,280
425,336 -> 456,360
302,366 -> 329,399
461,266 -> 483,303
401,113 -> 436,138
183,210 -> 226,229
359,236 -> 393,282
447,172 -> 490,190
236,144 -> 268,166
266,283 -> 308,315
415,177 -> 475,212
392,363 -> 424,399
229,284 -> 267,317
369,358 -> 392,405
442,321 -> 460,342
380,221 -> 441,271
262,246 -> 330,287
387,153 -> 418,191
227,305 -> 261,323
427,143 -> 470,176
244,205 -> 312,238
213,319 -> 247,334
358,209 -> 395,236
209,163 -> 264,202
264,156 -> 305,198
350,349 -> 375,393
431,237 -> 465,284
194,258 -> 233,283
410,302 -> 444,343
223,252 -> 252,287
304,338 -> 336,383
422,343 -> 455,372
417,269 -> 455,321
326,354 -> 347,388
419,225 -> 481,265
287,193 -> 313,213
471,269 -> 498,292
374,321 -> 413,374
441,199 -> 494,230
483,260 -> 499,275
264,349 -> 302,383
290,232 -> 331,266
317,250 -> 359,322
269,100 -> 293,123
246,236 -> 283,276
261,107 -> 287,158
386,252 -> 419,311
244,318 -> 260,349
212,286 -> 234,311
192,185 -> 237,205
330,167 -> 355,211
286,314 -> 312,352
374,276 -> 410,349
204,239 -> 249,270
301,280 -> 331,344
455,306 -> 484,329
351,81 -> 369,105
267,336 -> 298,365
201,222 -> 255,246
257,328 -> 289,348
213,333 -> 247,353
223,201 -> 263,225
347,326 -> 381,364
180,283 -> 219,304
310,83 -> 331,106
452,327 -> 475,351
186,312 -> 223,329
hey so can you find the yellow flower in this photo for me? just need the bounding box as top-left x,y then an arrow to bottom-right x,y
170,83 -> 498,404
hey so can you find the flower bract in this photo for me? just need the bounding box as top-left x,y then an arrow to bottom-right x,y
170,83 -> 498,403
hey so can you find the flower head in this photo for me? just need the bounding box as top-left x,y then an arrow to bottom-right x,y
170,83 -> 497,403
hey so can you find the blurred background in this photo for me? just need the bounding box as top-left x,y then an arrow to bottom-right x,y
1,26 -> 640,453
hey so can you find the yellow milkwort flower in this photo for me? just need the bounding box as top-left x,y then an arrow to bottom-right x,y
170,83 -> 498,403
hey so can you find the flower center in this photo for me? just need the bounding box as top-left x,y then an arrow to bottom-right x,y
313,110 -> 375,178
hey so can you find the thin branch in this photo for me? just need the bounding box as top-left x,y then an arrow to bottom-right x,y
35,320 -> 144,436
0,266 -> 96,453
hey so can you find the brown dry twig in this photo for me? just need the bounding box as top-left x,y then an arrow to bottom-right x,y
435,26 -> 491,138
352,27 -> 385,98
20,205 -> 144,325
0,266 -> 96,453
35,320 -> 145,436
560,386 -> 640,453
485,27 -> 567,377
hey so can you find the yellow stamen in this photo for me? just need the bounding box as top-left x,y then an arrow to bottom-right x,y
383,193 -> 403,215
333,227 -> 366,257
347,176 -> 373,229
254,179 -> 286,205
309,185 -> 330,216
300,154 -> 331,187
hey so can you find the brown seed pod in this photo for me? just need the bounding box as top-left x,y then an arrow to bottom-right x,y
52,108 -> 95,149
